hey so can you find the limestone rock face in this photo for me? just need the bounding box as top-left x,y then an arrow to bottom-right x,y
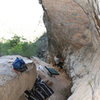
42,0 -> 91,57
0,55 -> 36,100
42,0 -> 100,100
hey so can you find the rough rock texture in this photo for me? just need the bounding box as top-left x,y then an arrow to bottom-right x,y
42,0 -> 91,58
36,33 -> 48,61
41,0 -> 100,100
0,55 -> 36,100
74,0 -> 100,48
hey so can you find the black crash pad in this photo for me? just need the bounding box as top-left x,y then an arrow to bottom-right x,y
45,66 -> 59,76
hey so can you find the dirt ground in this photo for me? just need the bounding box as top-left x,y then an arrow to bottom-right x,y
33,57 -> 72,100
47,70 -> 71,100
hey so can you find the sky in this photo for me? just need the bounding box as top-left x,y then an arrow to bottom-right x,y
0,0 -> 46,42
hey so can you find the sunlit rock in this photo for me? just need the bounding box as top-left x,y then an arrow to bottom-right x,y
0,55 -> 36,100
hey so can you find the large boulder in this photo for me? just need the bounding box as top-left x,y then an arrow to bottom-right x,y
41,0 -> 100,100
0,55 -> 36,100
42,0 -> 90,57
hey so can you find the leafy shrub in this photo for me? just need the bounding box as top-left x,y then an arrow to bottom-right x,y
0,35 -> 37,57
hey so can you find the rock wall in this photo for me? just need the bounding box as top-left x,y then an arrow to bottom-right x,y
36,33 -> 48,61
41,0 -> 100,100
42,0 -> 90,56
0,55 -> 36,100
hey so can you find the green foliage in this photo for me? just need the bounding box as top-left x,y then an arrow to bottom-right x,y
0,35 -> 37,57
